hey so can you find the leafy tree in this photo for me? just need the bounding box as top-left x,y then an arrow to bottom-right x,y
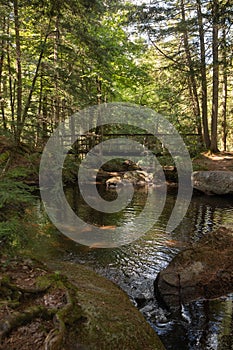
127,0 -> 233,152
0,0 -> 149,147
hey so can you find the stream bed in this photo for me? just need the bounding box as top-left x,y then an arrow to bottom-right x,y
35,185 -> 233,350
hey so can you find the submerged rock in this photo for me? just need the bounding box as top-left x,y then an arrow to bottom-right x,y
154,227 -> 233,309
192,171 -> 233,195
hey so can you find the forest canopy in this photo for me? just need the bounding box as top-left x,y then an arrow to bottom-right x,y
0,0 -> 233,152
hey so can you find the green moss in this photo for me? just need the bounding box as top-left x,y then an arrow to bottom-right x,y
35,275 -> 52,290
192,163 -> 208,171
0,252 -> 165,350
47,261 -> 166,350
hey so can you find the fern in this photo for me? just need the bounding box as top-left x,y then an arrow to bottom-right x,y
0,151 -> 10,166
0,217 -> 25,251
6,166 -> 32,179
0,177 -> 36,251
0,178 -> 35,209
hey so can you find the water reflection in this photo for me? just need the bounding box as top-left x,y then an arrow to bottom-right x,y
36,185 -> 233,349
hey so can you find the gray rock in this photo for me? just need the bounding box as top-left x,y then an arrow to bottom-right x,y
154,227 -> 233,310
192,171 -> 233,195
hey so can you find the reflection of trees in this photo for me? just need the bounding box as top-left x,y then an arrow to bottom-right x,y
191,299 -> 233,349
65,185 -> 145,227
217,300 -> 233,349
163,299 -> 233,350
175,195 -> 233,243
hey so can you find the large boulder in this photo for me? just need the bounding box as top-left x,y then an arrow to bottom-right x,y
0,256 -> 165,350
154,227 -> 233,309
47,261 -> 166,350
192,171 -> 233,195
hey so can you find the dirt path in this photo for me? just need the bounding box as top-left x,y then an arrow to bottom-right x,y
193,151 -> 233,171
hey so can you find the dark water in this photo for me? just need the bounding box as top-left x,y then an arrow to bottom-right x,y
36,185 -> 233,350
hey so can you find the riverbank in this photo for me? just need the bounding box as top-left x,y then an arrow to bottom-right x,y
193,151 -> 233,171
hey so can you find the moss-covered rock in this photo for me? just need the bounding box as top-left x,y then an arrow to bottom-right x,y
0,256 -> 165,350
47,260 -> 165,350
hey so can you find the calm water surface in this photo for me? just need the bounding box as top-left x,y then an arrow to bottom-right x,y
36,185 -> 233,350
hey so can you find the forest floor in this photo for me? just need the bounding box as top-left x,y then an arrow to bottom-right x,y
0,256 -> 66,350
193,151 -> 233,171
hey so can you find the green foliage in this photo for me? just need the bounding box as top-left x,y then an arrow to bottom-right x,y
0,171 -> 36,252
0,217 -> 25,252
128,0 -> 233,151
0,178 -> 35,210
1,0 -> 233,151
0,151 -> 37,212
62,154 -> 80,183
157,155 -> 175,167
0,150 -> 37,254
0,0 -> 151,146
192,163 -> 208,172
6,166 -> 31,180
0,151 -> 10,166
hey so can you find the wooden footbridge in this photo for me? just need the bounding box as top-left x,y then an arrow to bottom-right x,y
58,129 -> 200,158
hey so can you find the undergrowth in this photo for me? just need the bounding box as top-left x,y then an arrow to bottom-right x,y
0,150 -> 37,251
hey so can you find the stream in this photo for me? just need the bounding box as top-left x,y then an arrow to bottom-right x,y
34,185 -> 233,350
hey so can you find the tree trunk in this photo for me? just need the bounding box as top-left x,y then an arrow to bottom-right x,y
210,0 -> 220,153
6,18 -> 15,134
36,63 -> 44,146
54,15 -> 60,127
21,32 -> 50,128
221,27 -> 227,151
180,0 -> 202,144
42,96 -> 48,141
96,76 -> 103,142
196,0 -> 211,149
13,0 -> 23,144
0,16 -> 7,130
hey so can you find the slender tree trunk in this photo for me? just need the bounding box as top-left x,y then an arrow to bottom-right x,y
0,17 -> 7,130
54,15 -> 60,127
96,76 -> 102,105
42,96 -> 48,141
196,0 -> 211,149
95,76 -> 103,142
6,18 -> 15,133
221,27 -> 227,151
180,0 -> 202,143
36,63 -> 44,146
210,0 -> 220,153
61,99 -> 66,122
222,73 -> 227,151
13,0 -> 23,143
16,19 -> 52,140
21,31 -> 50,126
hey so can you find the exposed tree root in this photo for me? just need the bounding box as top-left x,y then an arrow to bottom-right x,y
0,276 -> 51,295
0,306 -> 57,340
0,269 -> 85,350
